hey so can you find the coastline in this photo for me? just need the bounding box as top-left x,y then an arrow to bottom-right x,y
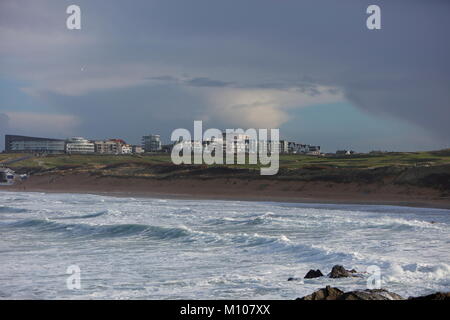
2,174 -> 450,300
4,173 -> 450,209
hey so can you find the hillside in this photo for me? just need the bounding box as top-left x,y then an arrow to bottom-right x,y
2,150 -> 450,208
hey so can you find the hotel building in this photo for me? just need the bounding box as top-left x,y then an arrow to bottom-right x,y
4,135 -> 66,154
94,139 -> 131,155
142,134 -> 162,152
65,137 -> 95,154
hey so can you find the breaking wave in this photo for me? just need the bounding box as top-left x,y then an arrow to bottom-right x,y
1,191 -> 449,299
8,219 -> 193,240
207,212 -> 276,226
52,210 -> 109,220
0,206 -> 30,213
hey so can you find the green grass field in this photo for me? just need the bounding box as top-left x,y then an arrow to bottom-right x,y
0,153 -> 28,163
2,149 -> 450,170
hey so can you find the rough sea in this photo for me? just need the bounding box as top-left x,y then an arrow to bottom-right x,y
0,191 -> 449,299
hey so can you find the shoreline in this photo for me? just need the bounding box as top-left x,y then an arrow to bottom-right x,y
3,173 -> 450,209
3,187 -> 450,210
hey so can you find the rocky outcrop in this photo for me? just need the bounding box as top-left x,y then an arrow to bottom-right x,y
296,264 -> 449,300
298,286 -> 450,300
298,286 -> 345,300
304,269 -> 324,279
329,265 -> 358,278
408,292 -> 450,300
290,265 -> 358,281
287,277 -> 300,281
298,286 -> 404,300
339,289 -> 404,300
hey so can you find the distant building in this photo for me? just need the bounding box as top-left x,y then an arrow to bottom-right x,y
288,142 -> 299,153
94,139 -> 131,154
161,144 -> 172,153
132,145 -> 144,154
66,137 -> 95,154
190,132 -> 258,154
220,132 -> 253,154
94,140 -> 120,154
336,150 -> 355,155
142,134 -> 162,152
173,134 -> 294,155
287,142 -> 320,155
4,134 -> 65,154
172,139 -> 202,155
307,145 -> 321,155
279,140 -> 289,154
288,142 -> 307,153
121,144 -> 132,154
5,134 -> 144,155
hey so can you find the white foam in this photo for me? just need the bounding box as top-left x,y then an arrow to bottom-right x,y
0,190 -> 449,299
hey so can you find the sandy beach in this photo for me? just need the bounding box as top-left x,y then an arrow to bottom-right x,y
4,173 -> 450,209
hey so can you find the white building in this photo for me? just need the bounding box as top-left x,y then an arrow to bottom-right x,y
66,137 -> 95,154
174,132 -> 272,156
222,133 -> 253,154
120,144 -> 132,154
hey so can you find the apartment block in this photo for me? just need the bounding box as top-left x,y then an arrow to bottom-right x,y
142,134 -> 162,152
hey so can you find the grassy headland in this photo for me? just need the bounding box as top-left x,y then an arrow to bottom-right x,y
2,150 -> 450,208
4,149 -> 450,169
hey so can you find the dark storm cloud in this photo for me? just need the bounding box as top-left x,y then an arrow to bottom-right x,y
37,85 -> 208,144
148,75 -> 325,95
1,0 -> 449,149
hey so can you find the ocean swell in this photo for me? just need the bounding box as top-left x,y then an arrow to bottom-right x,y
0,206 -> 30,213
7,219 -> 193,240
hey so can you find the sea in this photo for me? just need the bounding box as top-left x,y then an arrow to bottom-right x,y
0,191 -> 449,299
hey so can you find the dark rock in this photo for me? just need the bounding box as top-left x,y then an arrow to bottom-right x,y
298,286 -> 344,300
287,277 -> 300,281
298,286 -> 404,300
304,269 -> 324,279
339,289 -> 404,300
409,292 -> 450,300
329,265 -> 351,278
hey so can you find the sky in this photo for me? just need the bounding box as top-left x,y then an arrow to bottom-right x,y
0,0 -> 449,153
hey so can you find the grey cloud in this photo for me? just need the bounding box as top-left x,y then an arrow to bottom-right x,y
148,76 -> 179,82
253,82 -> 325,96
149,74 -> 332,96
0,113 -> 9,126
1,0 -> 449,151
36,84 -> 208,145
0,113 -> 10,151
184,77 -> 234,88
148,75 -> 234,88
